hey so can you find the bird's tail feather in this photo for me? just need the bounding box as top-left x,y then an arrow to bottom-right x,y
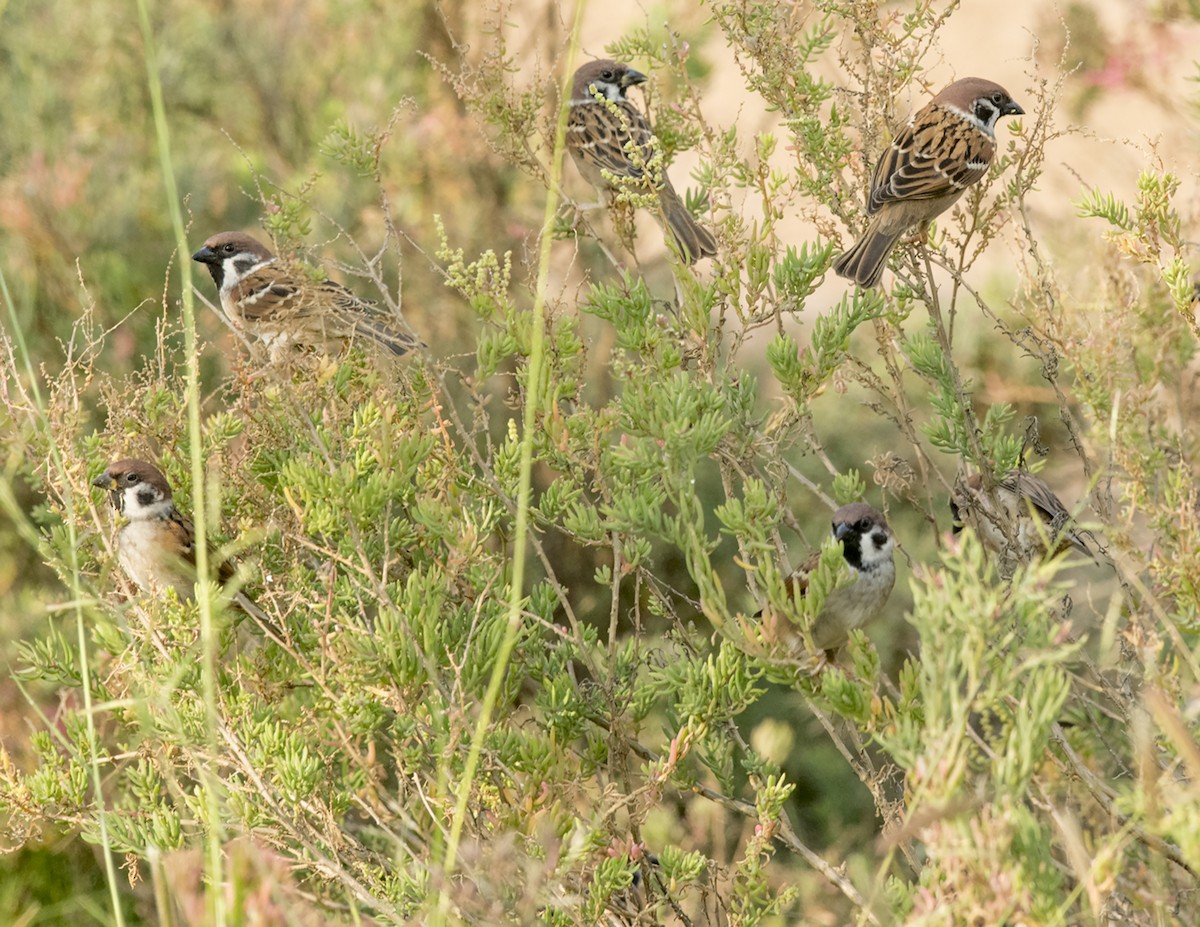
341,313 -> 422,356
658,183 -> 717,265
361,321 -> 421,356
832,219 -> 903,288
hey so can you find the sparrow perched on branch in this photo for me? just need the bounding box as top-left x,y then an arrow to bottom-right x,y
833,77 -> 1024,288
761,502 -> 896,655
566,59 -> 717,265
192,231 -> 420,360
950,470 -> 1095,574
92,459 -> 268,623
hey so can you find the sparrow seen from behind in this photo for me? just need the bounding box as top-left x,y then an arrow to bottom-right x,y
566,59 -> 717,265
192,231 -> 421,360
833,77 -> 1024,288
950,470 -> 1095,576
761,502 -> 896,657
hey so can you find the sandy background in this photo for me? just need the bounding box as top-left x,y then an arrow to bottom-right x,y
562,0 -> 1200,303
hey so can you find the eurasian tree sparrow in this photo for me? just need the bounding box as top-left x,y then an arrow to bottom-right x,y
950,470 -> 1094,576
567,59 -> 717,265
192,231 -> 420,360
834,77 -> 1024,288
92,459 -> 269,625
761,502 -> 896,656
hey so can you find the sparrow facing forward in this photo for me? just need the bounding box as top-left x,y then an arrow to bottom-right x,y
567,59 -> 717,265
192,232 -> 420,360
833,77 -> 1024,288
92,459 -> 227,597
950,470 -> 1094,575
91,459 -> 266,622
762,502 -> 896,655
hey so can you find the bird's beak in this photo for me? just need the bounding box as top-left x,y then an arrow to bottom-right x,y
833,522 -> 850,542
91,472 -> 114,490
621,68 -> 647,89
191,246 -> 217,264
1004,100 -> 1025,117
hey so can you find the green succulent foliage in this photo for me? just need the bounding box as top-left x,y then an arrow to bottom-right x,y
5,0 -> 1200,924
768,288 -> 887,408
880,532 -> 1079,789
831,469 -> 867,505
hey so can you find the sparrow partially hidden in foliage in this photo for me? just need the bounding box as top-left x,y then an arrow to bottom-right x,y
192,231 -> 420,360
92,459 -> 267,621
567,59 -> 717,265
833,77 -> 1024,288
950,470 -> 1095,574
761,502 -> 896,655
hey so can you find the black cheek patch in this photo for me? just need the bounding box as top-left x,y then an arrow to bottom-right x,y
136,488 -> 158,508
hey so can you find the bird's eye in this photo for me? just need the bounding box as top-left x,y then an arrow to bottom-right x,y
221,243 -> 236,254
123,473 -> 139,485
991,92 -> 1004,105
855,519 -> 870,532
600,69 -> 614,81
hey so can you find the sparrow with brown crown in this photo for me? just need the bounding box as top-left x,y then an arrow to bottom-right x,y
760,502 -> 896,658
92,459 -> 271,627
566,59 -> 717,265
950,470 -> 1095,576
192,231 -> 421,360
834,77 -> 1024,288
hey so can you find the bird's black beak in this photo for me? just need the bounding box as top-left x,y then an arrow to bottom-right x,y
1004,100 -> 1025,117
91,472 -> 114,490
833,522 -> 850,542
192,246 -> 217,264
621,68 -> 647,89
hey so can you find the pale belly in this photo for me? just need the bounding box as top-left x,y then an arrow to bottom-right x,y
117,521 -> 194,598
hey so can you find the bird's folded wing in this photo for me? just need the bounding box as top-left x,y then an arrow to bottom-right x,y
868,115 -> 993,212
568,101 -> 657,183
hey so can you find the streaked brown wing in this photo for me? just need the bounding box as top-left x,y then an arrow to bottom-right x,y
230,267 -> 307,323
867,110 -> 993,214
753,551 -> 816,619
567,100 -> 658,185
321,280 -> 421,356
236,267 -> 418,355
1004,472 -> 1068,522
168,508 -> 198,567
170,508 -> 236,584
1004,471 -> 1095,558
787,550 -> 820,601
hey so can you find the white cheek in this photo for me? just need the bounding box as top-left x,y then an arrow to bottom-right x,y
867,535 -> 894,562
223,256 -> 273,290
123,491 -> 173,521
122,486 -> 142,512
941,101 -> 993,136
